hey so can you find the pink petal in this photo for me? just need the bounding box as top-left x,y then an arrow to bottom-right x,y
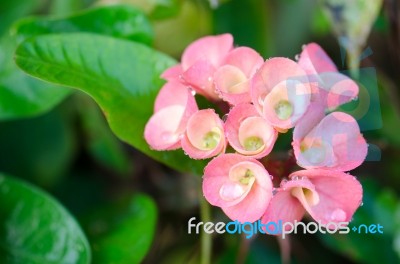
298,43 -> 337,75
289,169 -> 363,225
203,154 -> 273,222
144,105 -> 186,150
160,64 -> 183,81
298,43 -> 359,108
225,103 -> 277,158
318,72 -> 359,110
154,81 -> 196,112
214,65 -> 251,105
262,79 -> 311,129
181,34 -> 233,70
293,102 -> 325,140
224,47 -> 264,77
181,60 -> 219,101
294,112 -> 367,171
251,57 -> 310,114
261,190 -> 305,233
181,109 -> 226,159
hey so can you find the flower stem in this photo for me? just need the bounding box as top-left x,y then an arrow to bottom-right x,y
200,194 -> 212,264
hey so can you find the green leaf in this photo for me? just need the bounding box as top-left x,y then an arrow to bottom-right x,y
15,33 -> 207,175
12,5 -> 154,45
0,174 -> 91,263
0,5 -> 154,120
213,0 -> 273,57
153,0 -> 212,57
0,101 -> 77,188
0,0 -> 45,36
149,0 -> 182,20
76,94 -> 133,176
0,31 -> 72,120
82,194 -> 157,264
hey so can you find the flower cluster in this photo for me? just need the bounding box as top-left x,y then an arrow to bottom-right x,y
144,34 -> 367,230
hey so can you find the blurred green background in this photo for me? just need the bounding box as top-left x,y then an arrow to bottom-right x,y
0,0 -> 399,263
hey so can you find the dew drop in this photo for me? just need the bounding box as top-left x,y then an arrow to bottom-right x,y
301,44 -> 306,50
219,182 -> 246,201
295,54 -> 300,61
258,96 -> 265,106
222,114 -> 229,122
352,96 -> 358,101
280,178 -> 288,187
208,76 -> 213,82
330,208 -> 347,222
272,188 -> 278,195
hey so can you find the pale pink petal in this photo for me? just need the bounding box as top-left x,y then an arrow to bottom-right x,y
298,43 -> 337,75
298,43 -> 359,108
222,178 -> 272,222
295,112 -> 367,171
292,102 -> 325,140
160,64 -> 183,81
203,154 -> 273,222
181,60 -> 219,101
224,47 -> 264,77
225,104 -> 277,158
262,79 -> 311,129
261,190 -> 305,233
181,109 -> 226,159
154,81 -> 196,112
251,57 -> 310,114
153,81 -> 198,136
181,34 -> 233,70
214,65 -> 251,105
144,105 -> 185,150
318,72 -> 359,110
289,170 -> 363,225
261,177 -> 318,233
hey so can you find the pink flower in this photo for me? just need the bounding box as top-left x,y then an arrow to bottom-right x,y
292,109 -> 368,171
163,34 -> 234,101
144,81 -> 198,150
298,43 -> 359,110
225,103 -> 277,158
251,58 -> 312,130
262,169 -> 363,226
181,109 -> 226,159
203,154 -> 273,222
214,47 -> 263,105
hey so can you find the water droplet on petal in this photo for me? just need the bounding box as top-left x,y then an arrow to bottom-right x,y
258,96 -> 265,106
352,96 -> 358,101
222,114 -> 229,122
330,208 -> 347,222
272,188 -> 278,195
301,44 -> 306,50
189,87 -> 196,96
208,76 -> 213,82
219,182 -> 247,201
295,54 -> 300,61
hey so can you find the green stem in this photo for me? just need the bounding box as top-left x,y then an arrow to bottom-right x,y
200,194 -> 212,264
